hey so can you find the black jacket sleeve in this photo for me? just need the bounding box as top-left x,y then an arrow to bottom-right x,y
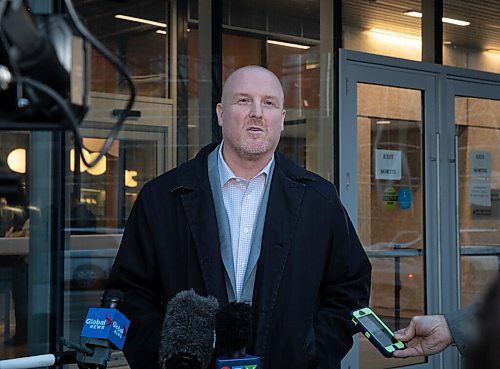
314,202 -> 372,369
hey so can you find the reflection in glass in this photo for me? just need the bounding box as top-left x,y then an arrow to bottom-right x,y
0,132 -> 29,358
343,0 -> 422,61
456,96 -> 500,306
443,1 -> 500,73
357,84 -> 424,368
65,5 -> 171,366
64,128 -> 162,369
75,0 -> 169,98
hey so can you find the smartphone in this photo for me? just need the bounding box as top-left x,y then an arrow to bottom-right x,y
351,307 -> 405,358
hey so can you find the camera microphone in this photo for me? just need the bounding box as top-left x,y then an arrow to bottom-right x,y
159,290 -> 219,369
215,302 -> 260,369
74,289 -> 130,369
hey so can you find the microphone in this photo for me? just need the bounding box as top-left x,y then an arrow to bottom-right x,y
0,290 -> 127,369
75,289 -> 130,369
0,351 -> 76,369
215,302 -> 260,369
159,289 -> 219,369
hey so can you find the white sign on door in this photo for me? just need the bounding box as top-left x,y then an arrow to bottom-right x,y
375,149 -> 401,180
469,150 -> 491,207
470,180 -> 491,207
470,151 -> 491,178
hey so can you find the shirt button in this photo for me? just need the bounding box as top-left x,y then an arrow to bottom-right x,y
247,194 -> 252,200
243,227 -> 249,234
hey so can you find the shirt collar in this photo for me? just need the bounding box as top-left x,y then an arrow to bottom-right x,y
217,141 -> 274,186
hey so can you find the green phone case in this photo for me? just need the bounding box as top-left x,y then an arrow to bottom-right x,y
351,307 -> 406,358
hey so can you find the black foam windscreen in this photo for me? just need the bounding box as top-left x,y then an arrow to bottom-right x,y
215,302 -> 253,356
159,290 -> 219,369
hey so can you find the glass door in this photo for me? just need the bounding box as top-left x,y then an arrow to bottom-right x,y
340,51 -> 441,369
62,125 -> 168,368
447,79 -> 500,314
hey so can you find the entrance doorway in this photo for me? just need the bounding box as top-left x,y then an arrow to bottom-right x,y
339,50 -> 500,369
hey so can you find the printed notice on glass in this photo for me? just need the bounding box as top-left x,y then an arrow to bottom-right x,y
375,149 -> 401,180
470,151 -> 491,178
469,180 -> 491,207
469,151 -> 491,207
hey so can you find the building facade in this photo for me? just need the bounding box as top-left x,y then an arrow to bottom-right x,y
0,0 -> 499,368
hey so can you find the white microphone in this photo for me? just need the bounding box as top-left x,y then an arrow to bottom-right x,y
0,351 -> 76,369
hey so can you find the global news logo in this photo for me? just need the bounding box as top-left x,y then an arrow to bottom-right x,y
112,320 -> 127,339
85,315 -> 127,338
221,366 -> 257,369
85,315 -> 113,330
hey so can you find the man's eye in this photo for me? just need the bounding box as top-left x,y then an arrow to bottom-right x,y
237,98 -> 250,104
264,101 -> 277,107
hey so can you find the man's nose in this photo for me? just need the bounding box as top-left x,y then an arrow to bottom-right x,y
249,101 -> 263,118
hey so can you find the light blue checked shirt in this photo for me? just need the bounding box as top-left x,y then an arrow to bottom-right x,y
218,143 -> 273,301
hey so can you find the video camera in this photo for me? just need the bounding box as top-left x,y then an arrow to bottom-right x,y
0,0 -> 135,167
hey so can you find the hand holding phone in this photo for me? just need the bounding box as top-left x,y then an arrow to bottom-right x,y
351,307 -> 406,358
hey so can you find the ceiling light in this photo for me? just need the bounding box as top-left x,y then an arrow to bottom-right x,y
305,62 -> 319,70
370,28 -> 421,41
486,49 -> 500,55
442,17 -> 470,26
115,14 -> 167,28
267,40 -> 310,50
7,148 -> 26,174
70,148 -> 91,173
444,41 -> 452,45
156,30 -> 167,35
376,120 -> 391,125
403,11 -> 470,26
86,153 -> 107,176
125,170 -> 138,188
404,11 -> 422,18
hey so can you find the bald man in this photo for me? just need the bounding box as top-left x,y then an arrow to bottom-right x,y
108,66 -> 371,369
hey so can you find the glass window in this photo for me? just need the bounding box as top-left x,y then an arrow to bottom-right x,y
219,0 -> 331,178
64,3 -> 171,366
455,96 -> 500,306
356,84 -> 425,368
0,132 -> 29,358
79,0 -> 169,98
0,131 -> 57,359
343,0 -> 422,61
343,0 -> 500,74
443,1 -> 500,74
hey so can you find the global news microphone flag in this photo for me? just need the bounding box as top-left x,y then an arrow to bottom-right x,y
81,308 -> 130,350
0,304 -> 130,368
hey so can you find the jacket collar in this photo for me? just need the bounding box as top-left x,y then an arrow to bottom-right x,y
169,142 -> 316,193
169,142 -> 219,193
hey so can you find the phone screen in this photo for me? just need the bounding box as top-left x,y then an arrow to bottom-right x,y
358,314 -> 394,347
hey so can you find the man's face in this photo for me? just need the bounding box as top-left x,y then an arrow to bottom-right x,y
216,67 -> 286,162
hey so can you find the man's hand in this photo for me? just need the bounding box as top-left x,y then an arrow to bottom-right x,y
392,315 -> 454,358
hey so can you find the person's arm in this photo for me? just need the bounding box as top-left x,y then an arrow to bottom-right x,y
392,315 -> 453,357
393,304 -> 478,358
314,204 -> 372,368
107,189 -> 164,369
444,304 -> 478,356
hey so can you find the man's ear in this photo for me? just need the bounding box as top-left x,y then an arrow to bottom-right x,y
281,109 -> 286,131
216,103 -> 224,126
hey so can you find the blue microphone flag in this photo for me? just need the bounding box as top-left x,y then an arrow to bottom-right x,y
215,355 -> 260,369
81,307 -> 130,349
